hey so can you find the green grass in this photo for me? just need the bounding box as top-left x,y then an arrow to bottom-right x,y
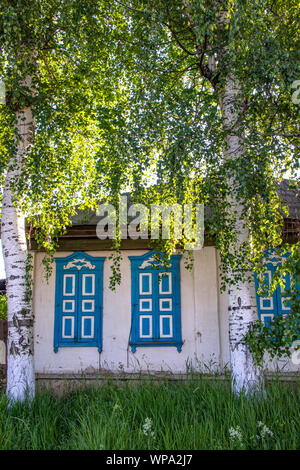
0,377 -> 299,450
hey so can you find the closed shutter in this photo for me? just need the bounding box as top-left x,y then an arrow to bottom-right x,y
129,251 -> 182,352
255,251 -> 299,327
255,262 -> 278,327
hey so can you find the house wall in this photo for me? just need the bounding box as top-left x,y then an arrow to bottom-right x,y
32,247 -> 300,375
33,247 -> 221,375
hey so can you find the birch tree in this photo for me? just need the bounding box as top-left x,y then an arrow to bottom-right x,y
0,0 -> 299,401
99,0 -> 299,394
2,66 -> 37,401
0,0 -> 132,402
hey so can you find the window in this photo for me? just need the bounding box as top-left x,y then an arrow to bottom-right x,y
54,252 -> 105,352
255,251 -> 298,328
129,251 -> 183,352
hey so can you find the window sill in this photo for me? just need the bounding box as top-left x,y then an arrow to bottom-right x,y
130,341 -> 183,353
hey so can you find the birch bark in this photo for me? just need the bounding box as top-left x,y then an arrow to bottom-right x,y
180,2 -> 264,393
1,100 -> 35,402
219,74 -> 264,394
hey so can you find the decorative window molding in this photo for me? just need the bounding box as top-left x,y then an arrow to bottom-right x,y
82,299 -> 95,312
139,299 -> 152,311
62,316 -> 74,339
63,258 -> 96,271
139,315 -> 153,338
63,274 -> 75,296
81,316 -> 95,339
129,250 -> 182,353
159,298 -> 172,311
159,315 -> 173,338
139,256 -> 156,270
54,252 -> 105,352
139,256 -> 172,270
82,274 -> 95,296
139,273 -> 152,295
63,300 -> 75,313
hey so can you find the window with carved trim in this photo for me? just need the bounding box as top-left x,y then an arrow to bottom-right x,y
129,251 -> 183,352
54,252 -> 105,352
255,251 -> 299,328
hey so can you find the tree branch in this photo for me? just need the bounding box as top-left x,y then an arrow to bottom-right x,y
162,23 -> 196,56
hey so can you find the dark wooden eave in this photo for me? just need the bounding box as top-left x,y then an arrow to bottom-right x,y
14,179 -> 300,251
28,217 -> 299,252
28,225 -> 216,252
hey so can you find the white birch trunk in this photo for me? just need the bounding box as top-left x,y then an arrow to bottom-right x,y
220,74 -> 264,394
1,105 -> 35,402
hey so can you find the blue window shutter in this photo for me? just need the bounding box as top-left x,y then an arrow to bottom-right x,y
255,262 -> 278,326
54,252 -> 105,352
129,251 -> 183,352
276,270 -> 292,315
255,250 -> 299,328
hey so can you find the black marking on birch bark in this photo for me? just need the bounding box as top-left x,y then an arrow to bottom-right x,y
10,341 -> 20,356
19,335 -> 25,346
8,319 -> 33,327
230,342 -> 243,351
9,275 -> 21,280
228,305 -> 252,311
13,314 -> 22,333
20,308 -> 31,317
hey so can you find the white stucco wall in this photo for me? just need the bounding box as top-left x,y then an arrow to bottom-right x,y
33,247 -> 221,374
32,247 -> 300,375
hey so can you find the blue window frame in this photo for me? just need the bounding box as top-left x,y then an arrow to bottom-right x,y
129,251 -> 183,352
54,252 -> 105,352
255,250 -> 299,327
